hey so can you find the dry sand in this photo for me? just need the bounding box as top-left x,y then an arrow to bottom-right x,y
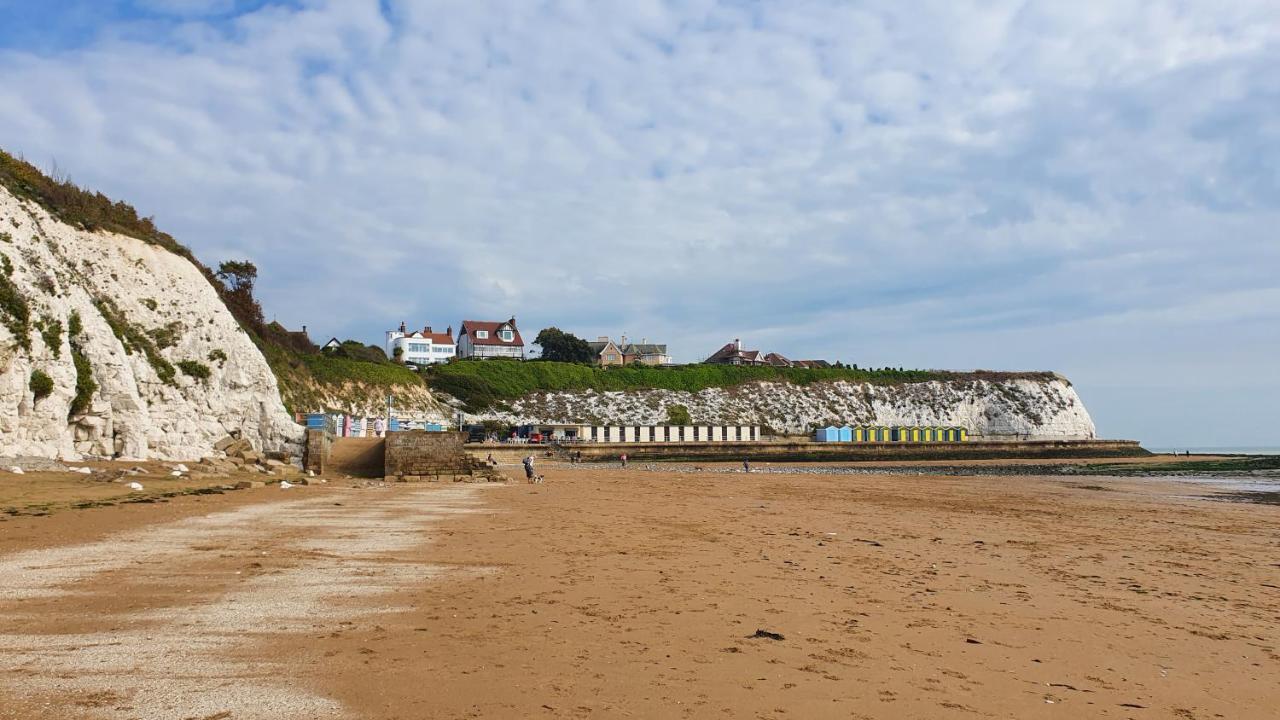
1,464 -> 1277,719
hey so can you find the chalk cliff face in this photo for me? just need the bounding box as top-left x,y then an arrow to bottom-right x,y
0,187 -> 302,460
473,376 -> 1097,440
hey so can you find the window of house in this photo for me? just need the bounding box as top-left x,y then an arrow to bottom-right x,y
475,330 -> 488,339
500,329 -> 514,341
408,343 -> 429,353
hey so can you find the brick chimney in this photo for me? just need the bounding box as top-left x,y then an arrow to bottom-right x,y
399,321 -> 407,333
424,326 -> 432,334
446,325 -> 452,337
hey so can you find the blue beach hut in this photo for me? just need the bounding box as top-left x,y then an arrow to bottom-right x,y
838,426 -> 853,442
815,426 -> 840,442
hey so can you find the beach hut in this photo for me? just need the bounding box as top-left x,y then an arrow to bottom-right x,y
853,426 -> 866,442
838,426 -> 853,443
815,426 -> 840,442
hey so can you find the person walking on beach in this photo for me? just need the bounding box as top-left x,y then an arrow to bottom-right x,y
742,459 -> 751,473
374,417 -> 385,437
620,453 -> 628,468
523,454 -> 536,482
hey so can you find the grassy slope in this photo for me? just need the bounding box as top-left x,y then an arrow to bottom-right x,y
426,359 -> 1058,411
1,148 -> 428,415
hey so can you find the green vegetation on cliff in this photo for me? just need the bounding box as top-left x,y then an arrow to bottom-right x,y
0,149 -> 199,264
29,369 -> 53,400
426,359 -> 1057,411
67,311 -> 97,418
247,326 -> 428,414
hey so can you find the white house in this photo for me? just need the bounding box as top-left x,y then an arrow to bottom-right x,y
385,322 -> 456,365
457,318 -> 525,359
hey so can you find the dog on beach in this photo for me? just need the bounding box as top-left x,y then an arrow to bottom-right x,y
528,473 -> 545,484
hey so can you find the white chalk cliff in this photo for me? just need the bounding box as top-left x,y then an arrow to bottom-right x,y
475,376 -> 1098,439
0,186 -> 303,460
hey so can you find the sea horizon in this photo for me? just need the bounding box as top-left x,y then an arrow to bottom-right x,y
1149,446 -> 1280,456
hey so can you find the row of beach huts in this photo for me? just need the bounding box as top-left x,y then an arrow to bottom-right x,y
814,426 -> 969,443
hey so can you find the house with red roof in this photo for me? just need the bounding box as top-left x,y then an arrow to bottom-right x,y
385,322 -> 456,365
457,317 -> 525,360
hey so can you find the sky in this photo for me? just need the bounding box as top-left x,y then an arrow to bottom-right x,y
1,0 -> 1277,447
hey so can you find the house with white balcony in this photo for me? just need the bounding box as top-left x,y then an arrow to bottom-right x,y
457,317 -> 525,359
385,322 -> 456,365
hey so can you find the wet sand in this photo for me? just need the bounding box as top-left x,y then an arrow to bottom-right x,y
2,465 -> 1278,719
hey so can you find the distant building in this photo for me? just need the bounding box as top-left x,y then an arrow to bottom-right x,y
587,336 -> 672,366
385,322 -> 456,365
457,318 -> 525,360
587,337 -> 624,365
705,339 -> 765,366
763,352 -> 792,367
706,340 -> 832,368
322,337 -> 342,351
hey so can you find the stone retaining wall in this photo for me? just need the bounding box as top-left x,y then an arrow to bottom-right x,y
384,431 -> 476,481
303,429 -> 332,474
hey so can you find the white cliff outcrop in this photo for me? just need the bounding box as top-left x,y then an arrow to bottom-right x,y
0,186 -> 302,460
474,376 -> 1097,440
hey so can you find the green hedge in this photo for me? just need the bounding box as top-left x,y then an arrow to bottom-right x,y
425,360 -> 1056,411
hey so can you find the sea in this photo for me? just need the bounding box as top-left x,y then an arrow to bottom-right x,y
1148,446 -> 1280,455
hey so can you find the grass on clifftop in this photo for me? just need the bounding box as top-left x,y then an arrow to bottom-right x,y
426,360 -> 1057,411
0,150 -> 200,264
258,334 -> 427,414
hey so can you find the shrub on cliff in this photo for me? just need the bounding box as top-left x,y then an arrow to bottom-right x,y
666,403 -> 692,425
177,360 -> 212,381
67,311 -> 97,417
29,369 -> 53,400
0,253 -> 31,350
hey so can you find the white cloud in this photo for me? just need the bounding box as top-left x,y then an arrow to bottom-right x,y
2,0 -> 1278,444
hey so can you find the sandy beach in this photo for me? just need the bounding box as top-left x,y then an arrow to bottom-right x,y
1,463 -> 1277,719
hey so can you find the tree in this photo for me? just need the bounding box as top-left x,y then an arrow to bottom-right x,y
214,260 -> 264,330
215,260 -> 258,293
534,327 -> 595,363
